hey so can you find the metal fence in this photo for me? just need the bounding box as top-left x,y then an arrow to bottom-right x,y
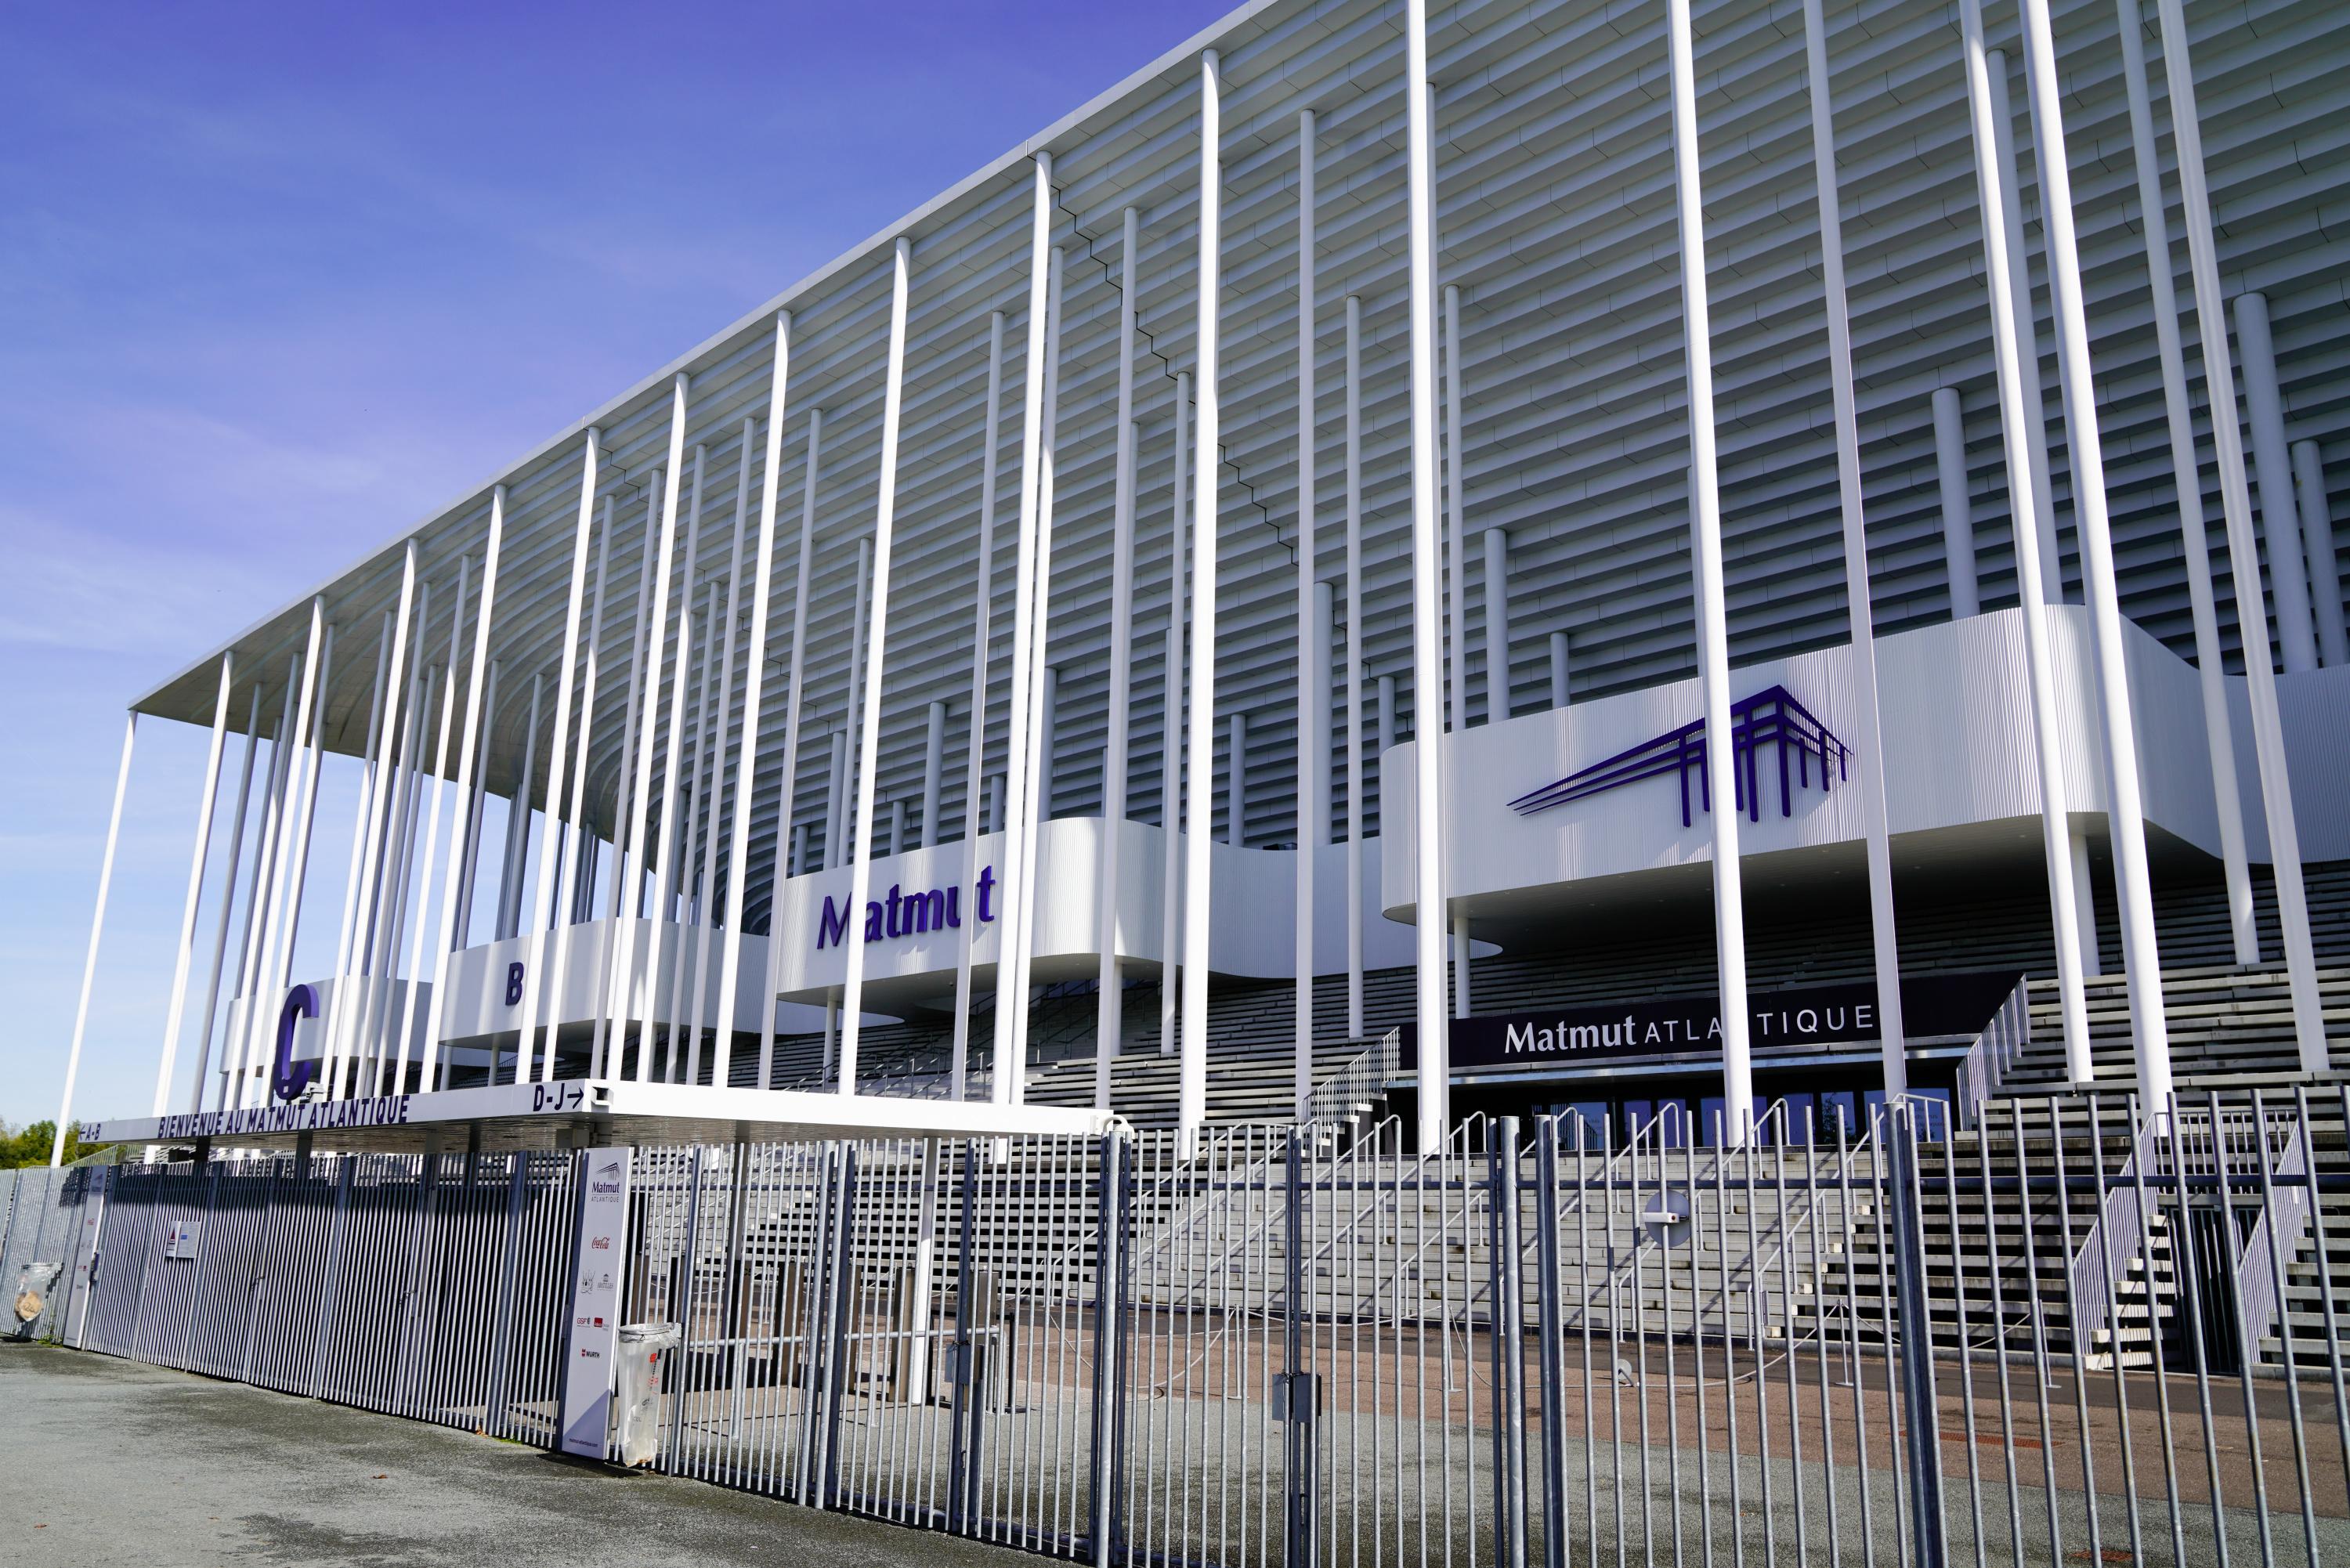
17,1089 -> 2350,1566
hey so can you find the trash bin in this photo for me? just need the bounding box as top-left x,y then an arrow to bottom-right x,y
614,1321 -> 681,1467
9,1263 -> 61,1342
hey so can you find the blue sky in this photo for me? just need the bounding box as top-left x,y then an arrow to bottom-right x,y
0,0 -> 1235,1129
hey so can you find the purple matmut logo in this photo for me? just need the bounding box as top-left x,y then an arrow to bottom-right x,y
1508,684 -> 1850,828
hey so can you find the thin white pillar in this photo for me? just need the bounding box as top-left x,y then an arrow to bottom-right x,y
1006,248 -> 1068,1070
667,583 -> 720,1080
1096,207 -> 1143,1110
608,381 -> 691,1082
1179,54 -> 1223,1152
920,702 -> 946,851
591,493 -> 658,1077
952,315 -> 1007,1100
1225,711 -> 1246,844
2296,442 -> 2346,666
322,610 -> 395,1097
1932,388 -> 1981,617
2070,831 -> 2103,977
2112,0 -> 2254,964
1376,675 -> 1397,828
421,489 -> 508,1089
1443,284 -> 1467,735
242,602 -> 327,1106
2019,0 -> 2173,1100
154,654 -> 234,1116
1343,299 -> 1365,1042
636,444 -> 709,1082
535,509 -> 615,1082
1039,665 -> 1061,822
1548,634 -> 1570,709
190,687 -> 262,1112
1987,52 -> 2067,605
838,234 -> 914,1095
1801,0 -> 1910,1097
221,683 -> 291,1111
1290,117 -> 1320,1119
1665,0 -> 1755,1140
2153,0 -> 2327,1069
825,732 -> 849,869
452,658 -> 497,953
1403,5 -> 1449,1151
394,556 -> 468,1089
53,714 -> 136,1163
2238,293 -> 2318,672
1959,0 -> 2092,1081
516,431 -> 601,1081
714,313 -> 792,1089
1159,374 -> 1191,1062
342,551 -> 422,1087
498,674 -> 544,945
685,435 -> 754,1084
755,403 -> 824,1088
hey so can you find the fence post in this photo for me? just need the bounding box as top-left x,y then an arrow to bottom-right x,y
1890,1104 -> 1950,1568
667,1147 -> 707,1472
1088,1131 -> 1128,1564
1491,1115 -> 1529,1568
390,1148 -> 440,1415
819,1144 -> 859,1511
1280,1125 -> 1318,1568
948,1139 -> 982,1536
1531,1118 -> 1567,1568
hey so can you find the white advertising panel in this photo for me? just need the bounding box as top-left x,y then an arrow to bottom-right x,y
559,1147 -> 632,1458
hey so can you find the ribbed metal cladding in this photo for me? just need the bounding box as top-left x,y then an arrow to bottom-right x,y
129,0 -> 2348,938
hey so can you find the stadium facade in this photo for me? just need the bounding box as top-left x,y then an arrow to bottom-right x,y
60,0 -> 2350,1161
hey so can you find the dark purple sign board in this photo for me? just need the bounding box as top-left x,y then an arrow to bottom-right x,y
1397,971 -> 2021,1075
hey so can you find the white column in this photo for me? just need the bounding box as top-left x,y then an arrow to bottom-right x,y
190,687 -> 262,1112
607,383 -> 692,1082
919,702 -> 946,851
153,654 -> 234,1116
825,731 -> 849,869
838,234 -> 914,1095
1179,53 -> 1223,1152
1443,284 -> 1468,735
755,404 -> 822,1089
715,313 -> 792,1089
2113,0 -> 2255,965
1802,0 -> 1910,1096
2019,0 -> 2173,1100
1989,52 -> 2067,605
1376,674 -> 1397,829
1404,4 -> 1449,1151
1289,116 -> 1321,1119
499,673 -> 544,948
992,158 -> 1055,1108
1299,582 -> 1331,1115
1480,526 -> 1510,723
1159,374 -> 1191,1062
2153,0 -> 2327,1070
952,314 -> 1007,1101
635,444 -> 709,1080
516,431 -> 602,1082
1039,665 -> 1060,822
1006,250 -> 1069,1068
1665,0 -> 1755,1140
53,714 -> 136,1163
1095,207 -> 1143,1111
241,602 -> 327,1106
1959,1 -> 2092,1081
2237,294 -> 2318,672
886,800 -> 905,858
345,554 -> 422,1087
1548,633 -> 1570,710
452,656 -> 497,951
322,609 -> 396,1097
1343,298 -> 1365,1042
665,583 -> 719,1080
538,507 -> 616,1083
394,555 -> 468,1089
685,436 -> 754,1085
1225,711 -> 1246,845
1932,388 -> 1980,618
421,489 -> 508,1089
2296,442 -> 2346,666
227,677 -> 296,1111
591,490 -> 659,1077
2070,830 -> 2102,977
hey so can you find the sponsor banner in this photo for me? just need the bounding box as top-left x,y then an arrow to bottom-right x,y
560,1147 -> 632,1459
1398,971 -> 2019,1075
80,1079 -> 588,1147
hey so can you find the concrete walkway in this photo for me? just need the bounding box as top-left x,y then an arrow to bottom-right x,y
0,1343 -> 1031,1567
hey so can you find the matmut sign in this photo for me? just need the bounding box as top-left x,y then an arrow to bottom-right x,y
815,866 -> 998,951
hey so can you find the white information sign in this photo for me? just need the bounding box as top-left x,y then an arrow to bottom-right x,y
559,1147 -> 632,1458
162,1219 -> 204,1259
